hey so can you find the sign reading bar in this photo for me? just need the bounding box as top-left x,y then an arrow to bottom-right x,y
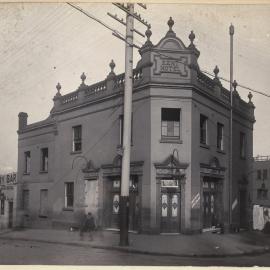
0,173 -> 17,186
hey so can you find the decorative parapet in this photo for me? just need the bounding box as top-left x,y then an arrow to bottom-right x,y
51,66 -> 143,113
85,80 -> 107,97
61,91 -> 78,105
196,71 -> 255,121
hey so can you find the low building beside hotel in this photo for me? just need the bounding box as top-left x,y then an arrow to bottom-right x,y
15,18 -> 255,233
0,172 -> 17,229
252,156 -> 270,207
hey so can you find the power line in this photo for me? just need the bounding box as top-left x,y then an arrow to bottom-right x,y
201,69 -> 270,98
66,3 -> 269,99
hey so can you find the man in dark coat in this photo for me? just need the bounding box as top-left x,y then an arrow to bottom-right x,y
80,212 -> 96,240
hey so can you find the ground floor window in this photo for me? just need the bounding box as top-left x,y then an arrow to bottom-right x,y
0,199 -> 4,215
65,182 -> 74,208
22,189 -> 29,211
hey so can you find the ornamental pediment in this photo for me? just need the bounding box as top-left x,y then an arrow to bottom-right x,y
155,37 -> 186,51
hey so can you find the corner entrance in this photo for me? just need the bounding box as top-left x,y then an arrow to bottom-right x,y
160,179 -> 181,233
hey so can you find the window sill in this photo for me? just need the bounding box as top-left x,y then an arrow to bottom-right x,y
70,150 -> 82,155
62,207 -> 74,212
39,171 -> 48,174
23,173 -> 30,176
200,143 -> 210,149
216,149 -> 226,155
160,138 -> 182,144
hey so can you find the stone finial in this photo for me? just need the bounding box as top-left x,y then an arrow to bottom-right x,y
81,72 -> 86,85
54,82 -> 62,99
145,25 -> 152,42
248,92 -> 253,103
189,30 -> 195,45
213,65 -> 219,78
56,82 -> 61,94
168,17 -> 174,31
232,80 -> 238,91
109,60 -> 115,73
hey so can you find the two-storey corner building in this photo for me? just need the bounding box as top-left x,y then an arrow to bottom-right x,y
15,18 -> 255,234
0,172 -> 17,230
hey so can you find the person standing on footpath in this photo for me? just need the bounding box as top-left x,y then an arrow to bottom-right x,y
80,212 -> 96,241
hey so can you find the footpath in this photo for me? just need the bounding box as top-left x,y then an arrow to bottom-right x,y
0,228 -> 269,257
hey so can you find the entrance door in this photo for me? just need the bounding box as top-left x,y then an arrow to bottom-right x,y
161,192 -> 180,233
202,180 -> 220,228
109,177 -> 139,231
85,180 -> 98,217
239,190 -> 247,228
8,201 -> 13,228
128,190 -> 139,231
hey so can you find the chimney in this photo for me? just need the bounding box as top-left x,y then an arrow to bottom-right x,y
18,112 -> 28,131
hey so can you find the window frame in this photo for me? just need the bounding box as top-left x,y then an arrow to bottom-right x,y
217,122 -> 224,151
40,147 -> 49,172
65,182 -> 74,209
263,169 -> 268,180
0,199 -> 4,215
161,108 -> 181,140
200,114 -> 208,145
240,132 -> 246,159
72,125 -> 82,152
24,151 -> 31,174
257,170 -> 262,180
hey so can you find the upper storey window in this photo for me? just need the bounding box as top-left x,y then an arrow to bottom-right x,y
200,114 -> 208,145
72,125 -> 82,152
240,132 -> 246,159
41,148 -> 48,172
24,151 -> 31,174
161,108 -> 180,139
217,123 -> 224,151
119,114 -> 133,146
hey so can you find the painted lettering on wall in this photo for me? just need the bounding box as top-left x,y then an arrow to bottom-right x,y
160,60 -> 181,73
0,173 -> 17,189
153,55 -> 189,77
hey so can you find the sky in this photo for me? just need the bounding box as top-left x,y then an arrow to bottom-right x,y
0,3 -> 270,173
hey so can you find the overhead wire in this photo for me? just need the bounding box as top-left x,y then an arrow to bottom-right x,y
66,2 -> 270,99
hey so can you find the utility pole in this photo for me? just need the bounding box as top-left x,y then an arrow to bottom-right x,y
229,23 -> 234,230
109,3 -> 150,246
119,2 -> 134,246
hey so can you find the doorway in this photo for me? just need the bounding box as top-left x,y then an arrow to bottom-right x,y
202,178 -> 222,228
8,201 -> 13,228
160,179 -> 181,233
108,177 -> 139,231
239,189 -> 247,228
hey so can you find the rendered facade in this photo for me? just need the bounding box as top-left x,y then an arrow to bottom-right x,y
15,18 -> 255,233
